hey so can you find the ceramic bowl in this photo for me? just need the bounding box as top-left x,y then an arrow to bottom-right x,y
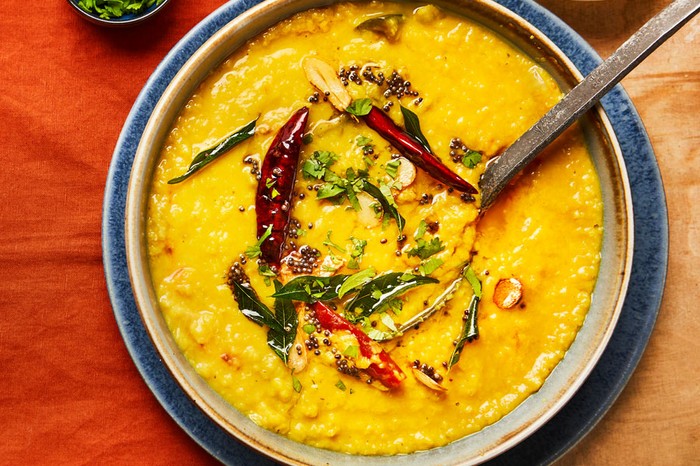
124,0 -> 634,464
67,0 -> 172,27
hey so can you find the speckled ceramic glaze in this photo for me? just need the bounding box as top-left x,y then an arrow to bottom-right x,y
102,0 -> 668,464
67,0 -> 172,27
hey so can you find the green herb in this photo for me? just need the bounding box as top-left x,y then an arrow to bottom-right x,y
317,183 -> 346,199
271,274 -> 350,302
463,265 -> 482,299
385,159 -> 401,179
346,272 -> 438,320
77,0 -> 165,20
302,133 -> 314,145
265,178 -> 276,189
292,376 -> 302,393
302,150 -> 338,180
323,230 -> 346,254
356,135 -> 372,147
419,257 -> 444,276
244,225 -> 273,259
407,237 -> 445,260
462,149 -> 482,169
335,379 -> 347,391
267,281 -> 298,363
347,237 -> 368,269
270,187 -> 280,199
414,220 -> 428,240
347,99 -> 373,117
168,118 -> 256,184
361,181 -> 405,233
449,266 -> 481,367
343,345 -> 359,358
230,279 -> 296,363
257,263 -> 277,286
303,324 -> 316,334
338,267 -> 376,299
400,106 -> 431,153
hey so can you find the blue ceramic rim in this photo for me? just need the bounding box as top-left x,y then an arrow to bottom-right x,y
101,0 -> 669,464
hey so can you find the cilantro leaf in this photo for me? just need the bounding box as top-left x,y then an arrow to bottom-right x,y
462,149 -> 482,168
407,237 -> 445,260
244,225 -> 273,259
419,257 -> 444,276
347,99 -> 373,117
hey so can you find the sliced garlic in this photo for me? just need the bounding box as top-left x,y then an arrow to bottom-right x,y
493,277 -> 524,309
412,368 -> 448,392
394,157 -> 416,188
303,57 -> 352,112
356,191 -> 382,228
318,254 -> 345,277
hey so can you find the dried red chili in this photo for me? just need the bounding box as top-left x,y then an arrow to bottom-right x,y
312,301 -> 406,389
256,107 -> 310,268
363,106 -> 478,194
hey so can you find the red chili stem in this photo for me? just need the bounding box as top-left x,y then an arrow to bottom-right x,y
256,107 -> 310,268
312,302 -> 406,389
363,106 -> 478,194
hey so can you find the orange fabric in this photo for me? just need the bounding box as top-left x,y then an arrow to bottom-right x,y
0,2 -> 224,464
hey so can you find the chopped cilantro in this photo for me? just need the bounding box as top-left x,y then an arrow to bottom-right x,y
244,225 -> 273,259
76,0 -> 164,20
303,324 -> 316,334
336,379 -> 347,391
414,219 -> 428,239
407,237 -> 445,260
302,150 -> 338,180
323,230 -> 346,254
462,149 -> 482,168
419,257 -> 444,276
347,237 -> 368,269
265,177 -> 276,188
385,159 -> 401,179
292,376 -> 302,393
346,98 -> 373,117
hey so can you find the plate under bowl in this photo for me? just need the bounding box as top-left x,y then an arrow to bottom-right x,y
124,0 -> 634,464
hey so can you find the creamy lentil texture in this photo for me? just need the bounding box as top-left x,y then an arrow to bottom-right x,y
146,1 -> 603,455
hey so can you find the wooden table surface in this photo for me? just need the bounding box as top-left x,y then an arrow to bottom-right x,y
1,1 -> 697,464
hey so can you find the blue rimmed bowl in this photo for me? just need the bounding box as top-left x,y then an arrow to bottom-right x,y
118,0 -> 637,464
67,0 -> 172,27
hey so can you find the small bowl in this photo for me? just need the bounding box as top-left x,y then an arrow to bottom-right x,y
124,0 -> 634,464
67,0 -> 171,27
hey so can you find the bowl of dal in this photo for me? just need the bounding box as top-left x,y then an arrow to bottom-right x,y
123,0 -> 633,464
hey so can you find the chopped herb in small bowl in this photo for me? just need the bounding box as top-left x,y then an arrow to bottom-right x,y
67,0 -> 171,27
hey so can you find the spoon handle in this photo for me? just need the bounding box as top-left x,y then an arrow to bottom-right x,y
479,0 -> 700,211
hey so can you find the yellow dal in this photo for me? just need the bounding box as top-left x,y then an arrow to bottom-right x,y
147,1 -> 603,455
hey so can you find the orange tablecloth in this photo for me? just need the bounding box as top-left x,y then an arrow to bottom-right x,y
1,1 -> 697,464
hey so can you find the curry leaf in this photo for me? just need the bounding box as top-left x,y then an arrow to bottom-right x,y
449,266 -> 481,367
168,118 -> 257,184
346,272 -> 438,320
400,106 -> 431,153
270,274 -> 351,302
230,280 -> 282,333
338,267 -> 376,299
361,181 -> 405,233
267,281 -> 298,363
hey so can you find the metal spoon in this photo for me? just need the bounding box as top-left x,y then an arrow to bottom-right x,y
386,0 -> 699,339
479,0 -> 700,211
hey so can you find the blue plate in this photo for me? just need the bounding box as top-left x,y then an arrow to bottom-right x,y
102,0 -> 668,463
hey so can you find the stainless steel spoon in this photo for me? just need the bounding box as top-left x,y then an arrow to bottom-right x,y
479,0 -> 700,211
387,0 -> 699,339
